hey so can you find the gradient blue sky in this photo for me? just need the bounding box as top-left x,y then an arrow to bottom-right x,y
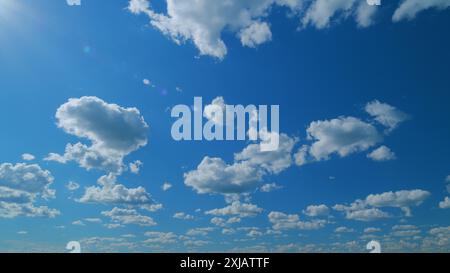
0,0 -> 449,252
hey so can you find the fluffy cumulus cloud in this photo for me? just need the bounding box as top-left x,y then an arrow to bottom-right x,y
102,207 -> 156,227
268,211 -> 326,230
294,101 -> 407,167
365,100 -> 408,132
21,153 -> 35,161
161,182 -> 172,191
205,201 -> 263,218
391,224 -> 421,237
128,0 -> 450,58
393,0 -> 450,22
67,0 -> 81,6
184,133 -> 296,195
303,204 -> 329,217
302,0 -> 378,29
439,197 -> 450,209
203,96 -> 226,126
365,189 -> 430,209
45,96 -> 149,174
129,160 -> 143,174
334,189 -> 431,220
367,146 -> 396,161
296,117 -> 382,164
345,208 -> 390,221
0,163 -> 59,218
173,212 -> 195,220
127,0 -> 305,59
239,21 -> 272,48
66,181 -> 80,191
78,174 -> 155,210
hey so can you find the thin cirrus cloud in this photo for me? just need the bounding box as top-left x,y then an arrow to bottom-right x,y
127,0 -> 450,59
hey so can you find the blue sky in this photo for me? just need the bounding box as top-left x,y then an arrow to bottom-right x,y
0,0 -> 449,252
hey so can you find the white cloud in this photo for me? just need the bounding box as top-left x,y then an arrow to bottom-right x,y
128,0 -> 449,59
302,0 -> 378,29
129,160 -> 143,174
393,0 -> 450,22
299,116 -> 382,163
268,211 -> 326,230
391,225 -> 421,237
335,226 -> 355,233
78,174 -> 154,209
184,133 -> 296,194
143,78 -> 151,86
205,201 -> 263,218
303,204 -> 329,217
212,216 -> 242,227
355,2 -> 378,27
21,153 -> 35,161
0,163 -> 59,218
439,197 -> 450,209
234,133 -> 296,174
365,189 -> 430,209
294,145 -> 309,166
128,0 -> 150,14
127,0 -> 302,59
260,183 -> 283,193
211,217 -> 226,227
72,220 -> 85,226
66,181 -> 80,191
173,212 -> 194,220
294,101 -> 406,167
84,218 -> 102,224
161,182 -> 172,191
247,229 -> 264,237
222,228 -> 236,235
239,21 -> 272,48
367,146 -> 396,161
204,97 -> 226,126
144,231 -> 177,244
345,208 -> 390,221
364,227 -> 381,233
67,0 -> 81,6
365,100 -> 408,132
429,226 -> 450,236
102,207 -> 156,227
186,227 -> 214,237
334,189 -> 431,220
46,96 -> 149,174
